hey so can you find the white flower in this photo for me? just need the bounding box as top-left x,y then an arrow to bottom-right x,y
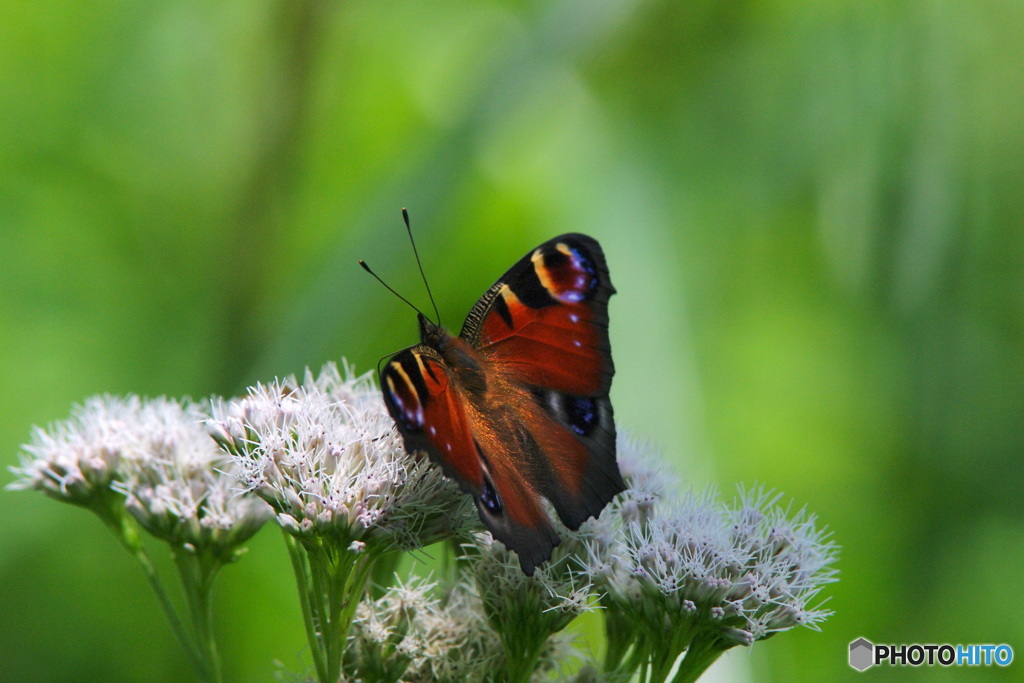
109,398 -> 271,557
208,362 -> 474,551
587,435 -> 676,547
341,576 -> 503,682
578,439 -> 838,681
470,530 -> 597,619
10,394 -> 271,555
586,469 -> 838,648
9,395 -> 150,505
464,527 -> 596,679
615,434 -> 679,504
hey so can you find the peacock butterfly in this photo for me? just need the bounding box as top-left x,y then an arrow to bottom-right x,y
378,229 -> 624,575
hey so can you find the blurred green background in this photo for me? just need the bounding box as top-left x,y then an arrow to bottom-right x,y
2,1 -> 1022,681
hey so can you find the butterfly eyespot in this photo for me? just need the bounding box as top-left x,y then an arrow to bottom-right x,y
532,243 -> 600,305
480,477 -> 502,515
564,395 -> 599,436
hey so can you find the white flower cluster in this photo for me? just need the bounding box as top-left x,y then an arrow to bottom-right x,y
344,572 -> 581,683
586,438 -> 838,653
460,529 -> 595,680
109,398 -> 271,557
342,577 -> 502,682
471,530 -> 597,624
207,362 -> 474,552
10,395 -> 270,555
11,369 -> 839,682
11,395 -> 152,506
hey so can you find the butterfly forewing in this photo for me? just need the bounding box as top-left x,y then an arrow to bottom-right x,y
380,346 -> 483,490
461,234 -> 615,396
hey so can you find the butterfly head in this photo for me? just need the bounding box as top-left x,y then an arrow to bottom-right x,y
417,313 -> 446,350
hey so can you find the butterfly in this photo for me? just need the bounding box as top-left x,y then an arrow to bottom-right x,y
379,232 -> 625,575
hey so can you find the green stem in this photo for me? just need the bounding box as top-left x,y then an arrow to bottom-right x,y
323,550 -> 349,683
96,504 -> 205,677
368,550 -> 401,599
670,638 -> 726,683
174,549 -> 224,683
644,608 -> 700,682
621,638 -> 651,679
315,546 -> 344,683
285,532 -> 379,683
324,551 -> 375,683
602,606 -> 636,675
650,640 -> 681,681
283,532 -> 328,683
506,640 -> 545,683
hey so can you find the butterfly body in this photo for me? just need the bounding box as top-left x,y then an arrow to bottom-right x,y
381,233 -> 624,574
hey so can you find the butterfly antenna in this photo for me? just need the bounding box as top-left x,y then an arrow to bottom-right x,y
359,259 -> 430,321
402,208 -> 442,327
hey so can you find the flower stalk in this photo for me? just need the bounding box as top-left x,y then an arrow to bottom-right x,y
95,494 -> 210,679
670,637 -> 727,683
305,537 -> 379,683
172,547 -> 226,683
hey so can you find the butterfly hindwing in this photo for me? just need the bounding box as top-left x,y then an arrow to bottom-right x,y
471,431 -> 562,576
524,390 -> 620,530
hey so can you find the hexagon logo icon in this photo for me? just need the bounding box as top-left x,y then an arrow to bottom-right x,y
849,638 -> 874,671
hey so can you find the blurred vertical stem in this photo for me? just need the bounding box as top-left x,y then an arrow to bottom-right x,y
633,620 -> 697,683
215,1 -> 333,393
92,496 -> 208,679
506,641 -> 545,683
172,548 -> 225,683
601,606 -> 635,675
368,550 -> 402,599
